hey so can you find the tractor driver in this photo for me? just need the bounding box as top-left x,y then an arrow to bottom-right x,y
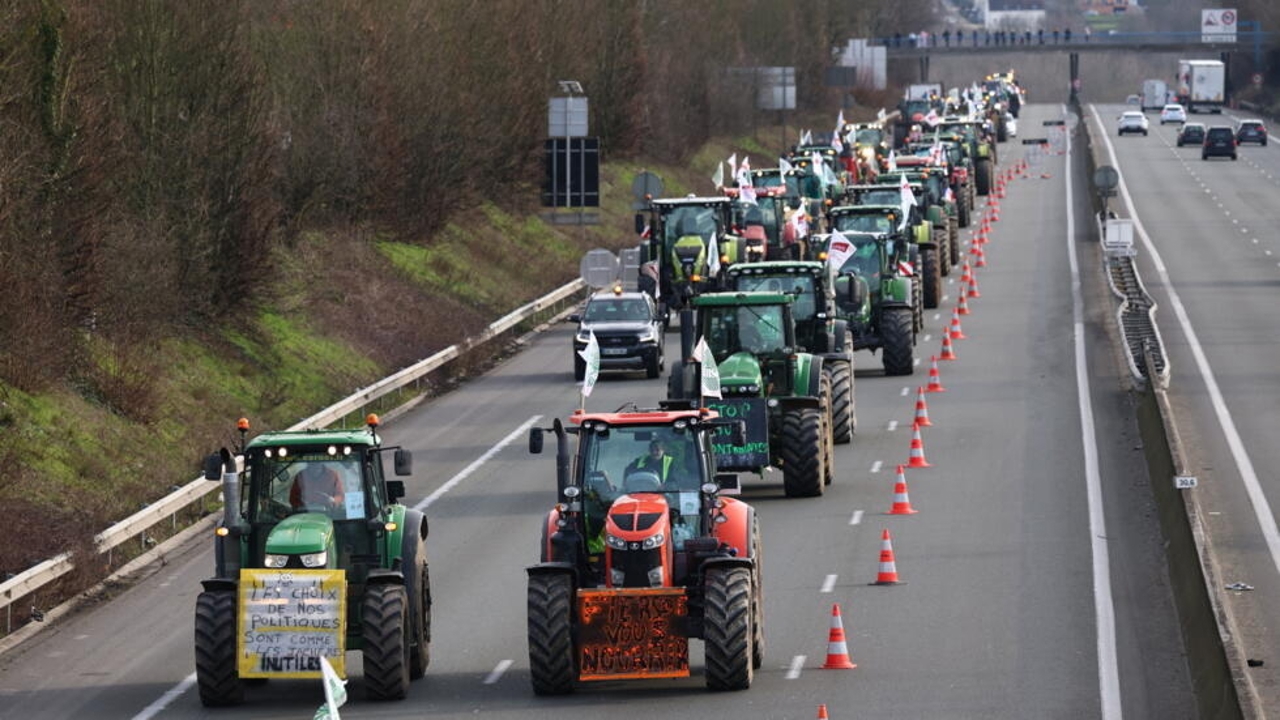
625,440 -> 674,488
290,463 -> 345,511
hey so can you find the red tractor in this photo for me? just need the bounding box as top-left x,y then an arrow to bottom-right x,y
525,403 -> 763,693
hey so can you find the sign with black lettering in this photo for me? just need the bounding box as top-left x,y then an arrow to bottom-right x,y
704,397 -> 769,470
1042,120 -> 1066,126
577,588 -> 689,681
1021,138 -> 1050,145
238,569 -> 347,679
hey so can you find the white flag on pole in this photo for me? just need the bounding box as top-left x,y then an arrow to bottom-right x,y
692,336 -> 722,399
779,157 -> 794,174
579,331 -> 600,397
313,656 -> 348,720
712,162 -> 725,188
727,153 -> 738,180
898,175 -> 916,230
826,230 -> 855,270
707,233 -> 721,276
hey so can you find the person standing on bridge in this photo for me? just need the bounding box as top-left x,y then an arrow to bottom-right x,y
1084,26 -> 1091,42
972,30 -> 978,46
943,29 -> 951,47
1053,28 -> 1060,43
1065,27 -> 1072,43
1038,28 -> 1044,44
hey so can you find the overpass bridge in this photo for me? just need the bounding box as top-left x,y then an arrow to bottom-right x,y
874,30 -> 1273,100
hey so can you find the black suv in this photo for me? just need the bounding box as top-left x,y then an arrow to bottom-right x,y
1202,126 -> 1238,160
571,289 -> 665,380
1237,120 -> 1267,146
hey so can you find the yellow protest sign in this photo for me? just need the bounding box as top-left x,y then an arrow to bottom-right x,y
238,569 -> 347,679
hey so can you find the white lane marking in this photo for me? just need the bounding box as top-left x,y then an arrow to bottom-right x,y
131,673 -> 196,720
415,416 -> 543,511
485,658 -> 513,684
901,386 -> 911,396
887,420 -> 899,433
850,510 -> 864,525
870,460 -> 883,473
821,574 -> 838,593
1082,106 -> 1125,720
786,655 -> 806,680
1095,103 -> 1280,614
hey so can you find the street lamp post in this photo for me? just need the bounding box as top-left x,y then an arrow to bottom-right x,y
557,80 -> 582,211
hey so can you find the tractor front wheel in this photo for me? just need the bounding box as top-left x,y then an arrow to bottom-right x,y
407,555 -> 431,680
195,590 -> 244,707
826,360 -> 855,444
780,407 -> 824,497
881,307 -> 915,376
704,566 -> 754,691
751,521 -> 765,669
363,584 -> 411,701
528,572 -> 576,695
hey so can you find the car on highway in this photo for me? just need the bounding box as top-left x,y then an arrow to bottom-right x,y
1236,119 -> 1267,146
1202,125 -> 1238,160
1159,104 -> 1187,125
1176,123 -> 1206,147
1117,111 -> 1149,136
570,287 -> 665,380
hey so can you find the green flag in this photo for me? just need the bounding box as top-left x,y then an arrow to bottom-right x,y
692,336 -> 721,399
579,330 -> 600,398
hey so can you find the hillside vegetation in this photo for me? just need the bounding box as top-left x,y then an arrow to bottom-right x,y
0,0 -> 943,594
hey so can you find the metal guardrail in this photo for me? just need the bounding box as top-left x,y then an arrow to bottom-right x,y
0,278 -> 586,629
1097,212 -> 1170,389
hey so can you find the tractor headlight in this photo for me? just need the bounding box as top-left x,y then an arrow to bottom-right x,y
610,568 -> 626,586
641,532 -> 665,550
299,551 -> 328,568
647,567 -> 665,587
264,554 -> 288,568
605,534 -> 628,551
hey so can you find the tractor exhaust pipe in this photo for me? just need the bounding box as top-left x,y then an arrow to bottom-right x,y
679,308 -> 695,362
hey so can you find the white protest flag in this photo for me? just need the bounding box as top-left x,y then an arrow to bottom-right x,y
826,229 -> 855,270
707,232 -> 721,276
313,655 -> 348,720
886,149 -> 897,172
924,108 -> 940,127
692,336 -> 722,399
736,155 -> 751,187
898,175 -> 916,230
739,184 -> 757,205
835,109 -> 846,133
831,130 -> 843,153
727,153 -> 738,180
877,107 -> 887,122
800,129 -> 813,145
712,161 -> 725,189
779,156 -> 794,174
579,331 -> 600,398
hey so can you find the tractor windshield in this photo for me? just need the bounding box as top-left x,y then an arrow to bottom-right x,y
704,304 -> 788,359
251,453 -> 369,522
734,275 -> 816,320
662,206 -> 719,248
856,189 -> 899,206
833,212 -> 894,234
839,239 -> 883,290
854,128 -> 883,146
579,425 -> 705,546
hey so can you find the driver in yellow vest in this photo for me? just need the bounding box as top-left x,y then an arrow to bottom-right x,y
625,440 -> 674,486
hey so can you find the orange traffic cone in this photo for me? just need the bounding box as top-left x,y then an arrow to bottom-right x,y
967,268 -> 982,298
913,386 -> 932,427
821,604 -> 858,669
949,308 -> 967,340
873,529 -> 902,585
957,285 -> 972,315
939,331 -> 957,360
817,705 -> 830,719
907,420 -> 932,467
924,357 -> 945,394
996,178 -> 1006,199
886,465 -> 919,515
990,202 -> 1001,222
971,241 -> 987,268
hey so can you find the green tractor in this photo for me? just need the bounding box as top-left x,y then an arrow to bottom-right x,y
827,204 -> 927,329
819,230 -> 917,377
937,119 -> 997,196
904,137 -> 975,231
724,261 -> 856,445
881,162 -> 960,278
668,291 -> 835,497
636,197 -> 741,313
195,415 -> 430,706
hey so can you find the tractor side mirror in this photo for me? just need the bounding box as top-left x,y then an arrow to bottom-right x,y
850,274 -> 867,309
634,213 -> 646,234
386,480 -> 406,503
529,427 -> 544,454
394,448 -> 413,476
203,453 -> 223,481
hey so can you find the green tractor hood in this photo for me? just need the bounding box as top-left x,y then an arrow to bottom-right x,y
717,352 -> 765,390
265,513 -> 335,555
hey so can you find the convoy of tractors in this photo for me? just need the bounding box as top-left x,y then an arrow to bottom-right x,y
193,71 -> 1022,705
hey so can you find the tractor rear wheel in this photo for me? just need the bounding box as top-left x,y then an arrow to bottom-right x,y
407,555 -> 431,680
362,584 -> 410,701
820,371 -> 835,486
704,566 -> 754,691
195,590 -> 244,707
881,307 -> 915,376
780,407 -> 824,497
826,360 -> 854,444
921,247 -> 941,309
947,216 -> 960,271
750,521 -> 765,669
527,572 -> 576,695
975,159 -> 993,196
958,190 -> 971,228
